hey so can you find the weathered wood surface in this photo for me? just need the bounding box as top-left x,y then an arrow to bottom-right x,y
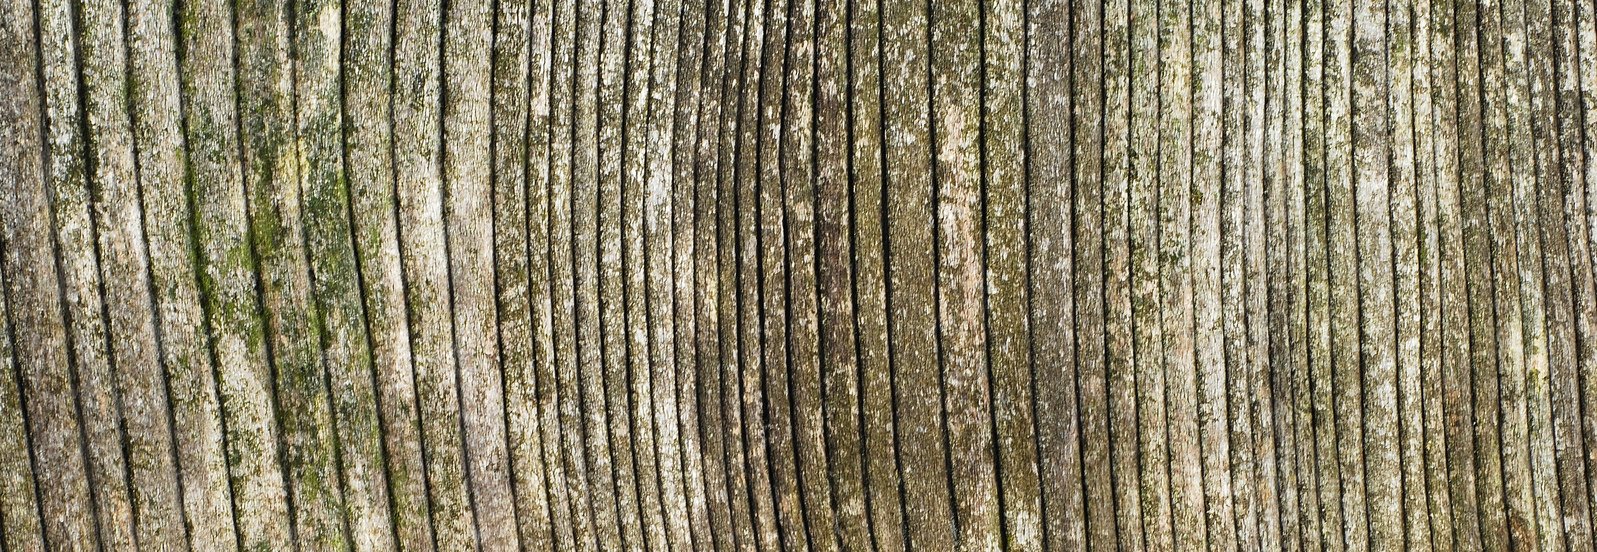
4,0 -> 1597,549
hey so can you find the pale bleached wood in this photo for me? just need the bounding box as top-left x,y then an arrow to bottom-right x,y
393,0 -> 478,545
1578,3 -> 1597,538
1263,0 -> 1305,544
753,0 -> 811,542
343,0 -> 435,547
1283,0 -> 1322,542
1190,0 -> 1235,543
35,0 -> 137,545
756,0 -> 814,544
1220,0 -> 1262,544
1303,0 -> 1344,544
75,0 -> 188,545
1242,0 -> 1280,543
1155,0 -> 1206,544
644,0 -> 698,547
713,0 -> 766,546
0,257 -> 41,552
1384,0 -> 1433,547
1507,0 -> 1567,545
231,0 -> 351,542
440,0 -> 521,545
753,0 -> 814,545
669,2 -> 717,545
1409,0 -> 1459,544
526,0 -> 582,545
1325,0 -> 1370,546
927,0 -> 1002,548
1029,0 -> 1087,548
1482,0 -> 1545,542
1281,0 -> 1323,546
733,0 -> 784,544
569,0 -> 628,545
14,1 -> 1597,549
1476,0 -> 1537,542
779,0 -> 843,546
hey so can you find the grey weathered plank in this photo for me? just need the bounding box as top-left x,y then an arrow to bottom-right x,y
670,1 -> 717,545
14,0 -> 1597,549
125,0 -> 241,544
595,0 -> 649,546
1550,0 -> 1597,545
546,0 -> 603,547
620,0 -> 670,546
1029,0 -> 1086,548
232,0 -> 351,542
0,1 -> 60,547
76,0 -> 188,545
644,0 -> 697,547
393,0 -> 478,545
37,0 -> 138,545
1101,0 -> 1145,545
343,0 -> 435,547
294,0 -> 398,545
490,0 -> 556,545
176,0 -> 300,544
441,0 -> 522,545
1410,0 -> 1459,544
1072,0 -> 1116,543
1425,0 -> 1484,545
1128,0 -> 1172,543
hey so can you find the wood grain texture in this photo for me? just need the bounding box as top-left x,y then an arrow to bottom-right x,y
5,0 -> 1597,549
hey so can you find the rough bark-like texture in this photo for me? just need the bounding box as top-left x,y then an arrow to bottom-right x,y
77,0 -> 187,545
10,0 -> 1597,549
1,1 -> 78,549
343,0 -> 434,547
393,0 -> 477,546
37,0 -> 137,546
177,0 -> 299,546
233,0 -> 350,544
126,0 -> 239,544
442,0 -> 520,547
